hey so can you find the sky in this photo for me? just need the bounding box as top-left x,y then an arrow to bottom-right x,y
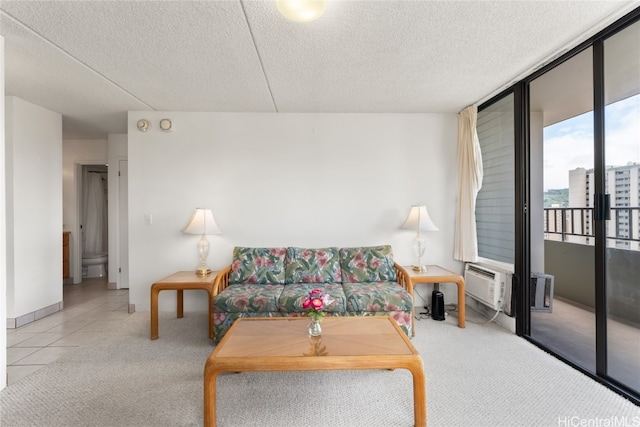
543,94 -> 640,191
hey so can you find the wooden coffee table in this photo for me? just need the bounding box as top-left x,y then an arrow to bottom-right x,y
203,316 -> 426,427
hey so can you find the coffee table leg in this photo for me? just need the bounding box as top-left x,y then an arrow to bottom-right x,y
204,363 -> 220,427
409,361 -> 427,427
150,286 -> 159,340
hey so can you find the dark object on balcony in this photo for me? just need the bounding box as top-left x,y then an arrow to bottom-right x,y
531,273 -> 554,312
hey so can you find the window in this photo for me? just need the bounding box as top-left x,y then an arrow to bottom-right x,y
476,95 -> 515,264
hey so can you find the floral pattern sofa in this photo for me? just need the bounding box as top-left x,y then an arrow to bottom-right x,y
211,245 -> 413,342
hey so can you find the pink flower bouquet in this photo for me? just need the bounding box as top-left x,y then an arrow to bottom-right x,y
302,288 -> 334,322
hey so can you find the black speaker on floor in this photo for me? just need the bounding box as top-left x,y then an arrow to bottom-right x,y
431,290 -> 445,321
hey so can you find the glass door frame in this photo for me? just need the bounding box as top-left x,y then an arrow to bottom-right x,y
477,6 -> 640,405
592,39 -> 607,379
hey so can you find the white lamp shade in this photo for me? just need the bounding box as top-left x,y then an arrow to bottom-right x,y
182,208 -> 222,235
276,0 -> 326,22
401,205 -> 439,232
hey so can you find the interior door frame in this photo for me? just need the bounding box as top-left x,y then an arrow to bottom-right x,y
117,159 -> 129,290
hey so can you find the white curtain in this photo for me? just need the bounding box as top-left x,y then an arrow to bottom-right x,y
83,172 -> 106,255
454,105 -> 483,262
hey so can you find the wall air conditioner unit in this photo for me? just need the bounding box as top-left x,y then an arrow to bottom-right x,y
464,263 -> 506,311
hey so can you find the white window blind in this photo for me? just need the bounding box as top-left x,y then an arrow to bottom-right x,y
476,95 -> 515,264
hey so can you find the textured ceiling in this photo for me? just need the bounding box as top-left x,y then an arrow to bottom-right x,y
1,0 -> 638,139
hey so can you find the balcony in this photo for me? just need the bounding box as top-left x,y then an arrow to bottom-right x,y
536,207 -> 640,392
544,206 -> 640,246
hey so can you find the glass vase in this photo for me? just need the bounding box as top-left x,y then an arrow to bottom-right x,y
308,318 -> 322,337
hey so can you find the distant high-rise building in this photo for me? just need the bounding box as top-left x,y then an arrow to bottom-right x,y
567,163 -> 640,250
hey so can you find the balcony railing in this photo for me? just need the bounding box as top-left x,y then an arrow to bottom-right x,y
544,207 -> 640,244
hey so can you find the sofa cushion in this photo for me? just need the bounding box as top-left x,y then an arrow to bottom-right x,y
213,284 -> 284,313
342,281 -> 412,312
278,283 -> 346,313
285,247 -> 342,284
229,247 -> 287,284
339,245 -> 396,283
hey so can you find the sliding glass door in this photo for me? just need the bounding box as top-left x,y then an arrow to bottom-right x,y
476,9 -> 640,402
524,18 -> 640,398
603,20 -> 640,393
528,48 -> 596,374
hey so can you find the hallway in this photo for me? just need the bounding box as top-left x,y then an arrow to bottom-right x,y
6,278 -> 129,385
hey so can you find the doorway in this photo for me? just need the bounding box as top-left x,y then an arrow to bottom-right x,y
529,48 -> 597,374
476,12 -> 640,404
526,19 -> 640,398
81,164 -> 108,280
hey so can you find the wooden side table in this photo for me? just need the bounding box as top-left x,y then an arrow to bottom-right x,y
406,265 -> 466,329
150,271 -> 218,340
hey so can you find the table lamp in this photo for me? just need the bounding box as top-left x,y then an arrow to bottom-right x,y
401,205 -> 439,272
183,208 -> 222,276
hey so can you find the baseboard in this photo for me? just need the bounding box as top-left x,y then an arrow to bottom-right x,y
128,304 -> 135,314
6,301 -> 64,329
107,281 -> 117,290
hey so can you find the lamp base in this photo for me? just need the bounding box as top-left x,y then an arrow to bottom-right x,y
412,265 -> 429,273
195,267 -> 212,277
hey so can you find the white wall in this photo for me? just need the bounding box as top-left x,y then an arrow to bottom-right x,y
5,96 -> 62,319
62,139 -> 108,283
128,112 -> 461,312
1,35 -> 7,391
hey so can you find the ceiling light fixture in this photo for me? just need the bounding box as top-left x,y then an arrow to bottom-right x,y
276,0 -> 326,23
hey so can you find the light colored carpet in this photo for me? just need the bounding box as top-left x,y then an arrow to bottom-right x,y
1,309 -> 638,427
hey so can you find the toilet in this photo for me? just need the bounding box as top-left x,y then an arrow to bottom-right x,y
82,252 -> 108,278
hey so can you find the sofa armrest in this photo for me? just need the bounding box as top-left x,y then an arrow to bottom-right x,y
212,266 -> 232,297
394,263 -> 413,296
394,262 -> 415,337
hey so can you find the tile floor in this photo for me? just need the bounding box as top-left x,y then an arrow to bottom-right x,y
6,277 -> 129,385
